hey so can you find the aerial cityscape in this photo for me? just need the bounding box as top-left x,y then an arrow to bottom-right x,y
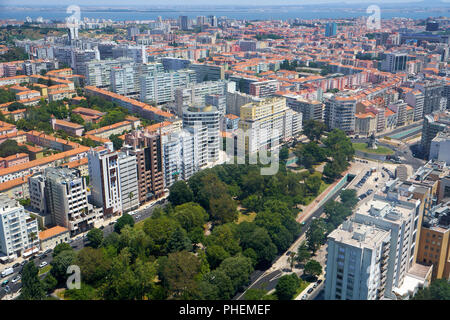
0,0 -> 449,307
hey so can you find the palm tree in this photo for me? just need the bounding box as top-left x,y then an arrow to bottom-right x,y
289,252 -> 297,271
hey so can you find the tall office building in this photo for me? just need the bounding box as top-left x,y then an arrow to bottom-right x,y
0,194 -> 39,259
183,105 -> 221,164
325,22 -> 337,37
88,147 -> 123,219
179,16 -> 189,31
209,15 -> 218,27
124,130 -> 165,204
381,52 -> 408,73
190,63 -> 225,82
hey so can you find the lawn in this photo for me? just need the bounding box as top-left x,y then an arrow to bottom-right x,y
304,181 -> 331,205
353,143 -> 394,155
38,264 -> 52,275
293,279 -> 313,299
236,211 -> 257,224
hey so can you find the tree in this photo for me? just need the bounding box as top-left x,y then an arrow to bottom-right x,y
275,273 -> 300,300
18,262 -> 45,300
304,260 -> 322,279
42,273 -> 58,293
207,224 -> 241,257
50,250 -> 76,284
168,180 -> 194,206
217,255 -> 254,293
158,251 -> 201,299
279,146 -> 290,161
302,120 -> 326,142
199,270 -> 234,300
75,247 -> 112,285
114,213 -> 135,234
173,202 -> 208,233
209,195 -> 238,224
340,189 -> 358,209
143,216 -> 179,255
109,134 -> 123,151
413,279 -> 450,300
86,228 -> 103,248
289,252 -> 297,271
294,142 -> 327,169
306,218 -> 327,254
52,242 -> 73,257
244,288 -> 269,300
296,243 -> 311,265
237,222 -> 277,269
70,113 -> 85,125
166,227 -> 192,253
305,171 -> 323,195
206,245 -> 231,270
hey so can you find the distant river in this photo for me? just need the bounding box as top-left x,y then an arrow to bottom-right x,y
0,7 -> 449,22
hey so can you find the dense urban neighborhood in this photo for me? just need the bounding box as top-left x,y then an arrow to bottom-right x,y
0,2 -> 449,304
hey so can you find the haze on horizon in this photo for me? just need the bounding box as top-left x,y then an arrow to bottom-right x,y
0,0 -> 444,7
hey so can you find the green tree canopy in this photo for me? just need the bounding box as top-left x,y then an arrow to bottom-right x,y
276,273 -> 300,300
168,180 -> 194,206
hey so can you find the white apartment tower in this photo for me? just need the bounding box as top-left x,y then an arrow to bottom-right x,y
88,147 -> 123,219
0,194 -> 39,259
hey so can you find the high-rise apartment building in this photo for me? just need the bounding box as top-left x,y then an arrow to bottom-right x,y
37,167 -> 96,236
421,111 -> 450,159
238,97 -> 302,154
324,95 -> 357,134
117,148 -> 139,213
175,80 -> 235,116
404,89 -> 424,121
414,80 -> 444,116
123,131 -> 165,204
182,105 -> 221,164
88,147 -> 123,219
0,194 -> 39,259
285,97 -> 323,122
325,220 -> 391,300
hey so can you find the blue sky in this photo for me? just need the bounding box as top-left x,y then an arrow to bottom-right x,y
0,0 -> 436,6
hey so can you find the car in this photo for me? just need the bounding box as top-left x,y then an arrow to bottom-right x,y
317,279 -> 323,284
307,288 -> 314,294
4,285 -> 11,293
11,275 -> 21,283
20,260 -> 27,266
300,222 -> 306,225
367,189 -> 373,195
301,294 -> 308,300
285,251 -> 293,256
12,263 -> 20,268
44,249 -> 52,254
374,177 -> 379,182
109,221 -> 115,226
40,254 -> 47,259
99,225 -> 105,230
36,253 -> 44,259
313,283 -> 318,288
39,261 -> 48,268
1,279 -> 8,287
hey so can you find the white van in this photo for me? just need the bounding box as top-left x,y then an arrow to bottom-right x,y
1,267 -> 14,278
